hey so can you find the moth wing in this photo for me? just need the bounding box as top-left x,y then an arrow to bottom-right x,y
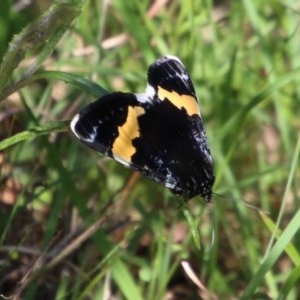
71,92 -> 145,165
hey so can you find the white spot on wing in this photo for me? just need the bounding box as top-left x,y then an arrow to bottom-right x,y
176,72 -> 189,82
70,114 -> 81,138
113,153 -> 131,167
136,83 -> 156,103
165,181 -> 176,189
165,55 -> 183,66
165,169 -> 177,189
70,114 -> 98,143
85,126 -> 98,143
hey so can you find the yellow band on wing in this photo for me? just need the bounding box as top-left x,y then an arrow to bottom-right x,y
157,86 -> 200,116
112,106 -> 145,162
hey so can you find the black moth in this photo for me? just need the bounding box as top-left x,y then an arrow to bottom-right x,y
71,56 -> 214,201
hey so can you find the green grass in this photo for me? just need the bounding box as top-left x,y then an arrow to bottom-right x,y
1,0 -> 300,299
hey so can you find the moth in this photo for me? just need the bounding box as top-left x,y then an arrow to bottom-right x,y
71,56 -> 214,201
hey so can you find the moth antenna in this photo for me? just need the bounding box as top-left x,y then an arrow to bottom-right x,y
212,192 -> 270,214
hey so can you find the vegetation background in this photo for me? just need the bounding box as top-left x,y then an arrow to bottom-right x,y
0,0 -> 299,299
